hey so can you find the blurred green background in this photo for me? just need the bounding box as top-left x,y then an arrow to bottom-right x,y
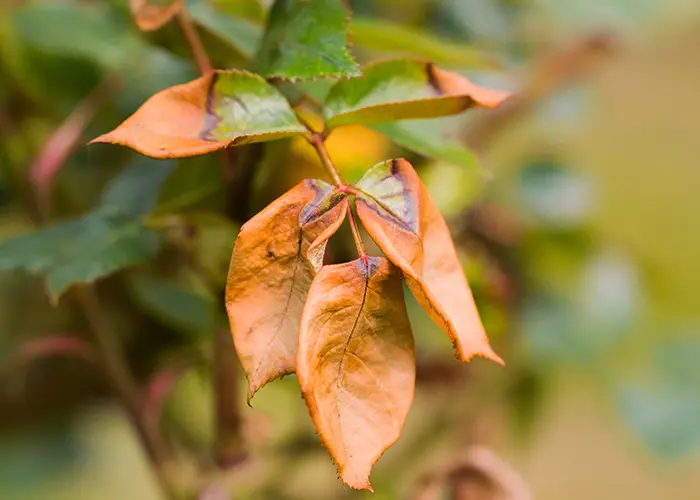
1,0 -> 700,498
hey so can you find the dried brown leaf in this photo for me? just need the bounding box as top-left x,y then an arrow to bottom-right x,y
354,159 -> 502,365
226,180 -> 347,400
297,257 -> 415,490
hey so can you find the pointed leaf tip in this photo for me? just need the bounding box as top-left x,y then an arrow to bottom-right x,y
226,180 -> 348,401
354,159 -> 502,366
92,71 -> 306,159
297,257 -> 415,490
323,59 -> 511,128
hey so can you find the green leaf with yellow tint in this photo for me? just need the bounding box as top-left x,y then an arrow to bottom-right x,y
354,159 -> 502,365
349,17 -> 499,68
129,0 -> 183,32
297,257 -> 415,491
323,59 -> 510,128
226,180 -> 348,401
255,0 -> 360,80
373,117 -> 482,171
91,70 -> 307,159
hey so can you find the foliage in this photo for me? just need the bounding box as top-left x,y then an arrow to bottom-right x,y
2,0 -> 699,498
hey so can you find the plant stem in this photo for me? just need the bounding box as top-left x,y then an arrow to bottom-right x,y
347,204 -> 368,263
176,9 -> 212,74
309,134 -> 343,187
75,287 -> 177,497
176,9 -> 246,476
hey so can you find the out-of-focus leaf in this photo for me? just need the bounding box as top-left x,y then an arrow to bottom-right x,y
101,160 -> 176,216
372,117 -> 482,171
0,210 -> 157,301
349,17 -> 498,68
129,0 -> 183,31
92,70 -> 306,158
255,0 -> 360,80
516,159 -> 593,227
155,156 -> 224,213
521,251 -> 637,365
211,0 -> 267,22
617,339 -> 700,459
323,59 -> 510,128
8,335 -> 96,366
129,274 -> 216,335
188,0 -> 263,59
354,159 -> 502,365
297,257 -> 415,491
11,3 -> 141,70
0,161 -> 173,301
226,181 -> 348,401
187,212 -> 239,287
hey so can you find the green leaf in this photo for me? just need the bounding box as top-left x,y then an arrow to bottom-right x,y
11,2 -> 141,70
92,70 -> 307,159
349,17 -> 498,68
372,117 -> 482,170
188,0 -> 263,59
617,339 -> 700,459
0,210 -> 157,301
0,160 -> 173,301
101,160 -> 176,216
255,0 -> 360,80
323,59 -> 510,128
129,274 -> 216,335
211,0 -> 267,21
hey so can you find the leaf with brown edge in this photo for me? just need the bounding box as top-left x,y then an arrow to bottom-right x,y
226,180 -> 348,401
91,70 -> 307,159
129,0 -> 183,32
323,59 -> 511,128
297,257 -> 415,491
354,159 -> 503,366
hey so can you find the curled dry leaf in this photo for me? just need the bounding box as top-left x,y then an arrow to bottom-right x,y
129,0 -> 183,32
323,59 -> 511,128
354,159 -> 503,365
91,70 -> 306,159
297,257 -> 415,491
226,180 -> 348,401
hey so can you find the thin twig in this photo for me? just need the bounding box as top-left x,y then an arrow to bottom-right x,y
176,9 -> 212,74
308,134 -> 344,187
75,287 -> 177,497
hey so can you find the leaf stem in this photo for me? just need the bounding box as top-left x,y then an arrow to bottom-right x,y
176,9 -> 212,75
347,205 -> 368,264
309,134 -> 344,187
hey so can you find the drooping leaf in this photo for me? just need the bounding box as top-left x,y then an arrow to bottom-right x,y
255,0 -> 360,80
323,59 -> 510,128
354,159 -> 502,365
91,70 -> 307,159
129,0 -> 183,31
0,161 -> 173,301
188,0 -> 262,59
297,257 -> 415,491
226,180 -> 348,400
349,17 -> 499,68
373,117 -> 482,170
